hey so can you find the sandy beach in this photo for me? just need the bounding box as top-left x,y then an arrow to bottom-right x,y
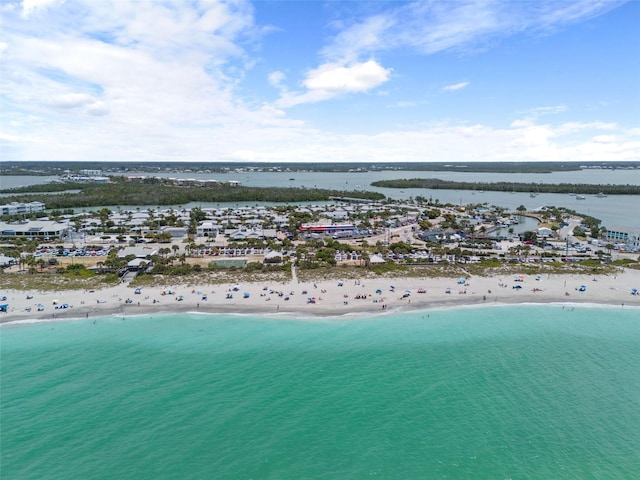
2,268 -> 639,324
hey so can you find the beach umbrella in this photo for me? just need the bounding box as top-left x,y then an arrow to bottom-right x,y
52,299 -> 59,305
243,292 -> 250,298
631,288 -> 638,295
535,274 -> 542,281
457,278 -> 466,284
405,289 -> 411,294
375,289 -> 382,295
512,285 -> 522,289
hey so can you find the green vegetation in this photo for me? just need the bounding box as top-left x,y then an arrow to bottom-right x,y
371,178 -> 640,195
0,271 -> 119,291
0,177 -> 384,208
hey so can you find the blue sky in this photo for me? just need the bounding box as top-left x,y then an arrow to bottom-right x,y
1,0 -> 638,163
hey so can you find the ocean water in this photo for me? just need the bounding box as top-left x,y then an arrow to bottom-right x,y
2,305 -> 639,479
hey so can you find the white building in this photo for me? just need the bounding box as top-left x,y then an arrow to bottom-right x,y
0,201 -> 46,215
536,227 -> 553,237
0,220 -> 69,239
605,228 -> 640,251
197,221 -> 222,238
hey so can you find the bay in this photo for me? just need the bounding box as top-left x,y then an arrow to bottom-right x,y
2,169 -> 639,228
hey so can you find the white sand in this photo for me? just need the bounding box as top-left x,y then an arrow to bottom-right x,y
2,269 -> 639,323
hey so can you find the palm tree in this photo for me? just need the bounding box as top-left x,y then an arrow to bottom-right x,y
25,255 -> 36,274
605,244 -> 614,256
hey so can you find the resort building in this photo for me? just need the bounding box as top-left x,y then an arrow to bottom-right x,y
197,222 -> 222,237
605,228 -> 640,251
225,227 -> 277,241
299,224 -> 357,238
0,201 -> 46,215
0,220 -> 70,239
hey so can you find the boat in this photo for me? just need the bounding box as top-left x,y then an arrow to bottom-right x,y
596,192 -> 607,198
289,178 -> 295,181
576,195 -> 586,200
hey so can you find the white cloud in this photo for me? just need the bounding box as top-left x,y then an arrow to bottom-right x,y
321,14 -> 395,63
521,105 -> 568,117
49,93 -> 95,109
320,1 -> 625,60
21,0 -> 65,18
268,71 -> 286,88
1,1 -> 636,164
304,60 -> 391,93
443,81 -> 470,92
276,60 -> 391,107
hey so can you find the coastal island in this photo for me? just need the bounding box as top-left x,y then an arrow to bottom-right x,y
2,180 -> 638,321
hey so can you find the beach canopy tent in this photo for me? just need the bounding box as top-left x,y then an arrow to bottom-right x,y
0,304 -> 8,313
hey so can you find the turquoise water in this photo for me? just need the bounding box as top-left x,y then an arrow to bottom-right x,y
2,306 -> 639,479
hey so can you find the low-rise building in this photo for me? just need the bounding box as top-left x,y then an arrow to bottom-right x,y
0,220 -> 69,239
197,221 -> 222,237
605,228 -> 640,251
0,201 -> 46,215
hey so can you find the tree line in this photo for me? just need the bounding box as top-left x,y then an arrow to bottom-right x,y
371,178 -> 640,195
1,178 -> 384,209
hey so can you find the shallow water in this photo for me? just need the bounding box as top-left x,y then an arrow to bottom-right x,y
2,305 -> 639,479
